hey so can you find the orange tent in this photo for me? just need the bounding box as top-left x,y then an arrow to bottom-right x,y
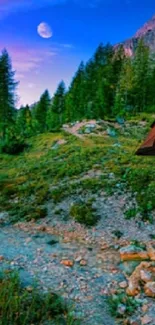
136,121 -> 155,156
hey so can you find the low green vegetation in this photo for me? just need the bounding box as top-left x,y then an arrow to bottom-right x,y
124,208 -> 138,220
0,272 -> 77,325
112,230 -> 124,239
108,292 -> 141,318
70,201 -> 98,226
130,240 -> 147,251
0,114 -> 155,224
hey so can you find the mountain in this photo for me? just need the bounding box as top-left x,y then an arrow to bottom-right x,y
119,14 -> 155,56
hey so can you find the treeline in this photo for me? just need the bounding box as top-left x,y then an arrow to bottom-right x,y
0,40 -> 155,151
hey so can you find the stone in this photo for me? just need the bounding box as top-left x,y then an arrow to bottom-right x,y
141,315 -> 153,325
75,256 -> 82,263
0,255 -> 4,261
84,128 -> 92,134
117,303 -> 126,315
109,173 -> 115,179
141,305 -> 149,313
37,225 -> 46,232
140,270 -> 152,283
57,139 -> 67,145
51,143 -> 59,150
86,296 -> 93,301
119,281 -> 128,289
101,243 -> 109,250
129,317 -> 141,325
116,116 -> 125,125
83,124 -> 96,134
26,286 -> 33,293
61,260 -> 74,267
107,127 -> 116,137
147,245 -> 155,261
63,124 -> 69,128
80,259 -> 87,266
144,282 -> 155,297
120,245 -> 149,261
85,123 -> 96,129
25,237 -> 32,244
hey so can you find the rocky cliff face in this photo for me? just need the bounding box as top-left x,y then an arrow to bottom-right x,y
120,14 -> 155,56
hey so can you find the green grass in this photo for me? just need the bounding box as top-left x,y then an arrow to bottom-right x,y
0,272 -> 78,325
0,113 -> 155,223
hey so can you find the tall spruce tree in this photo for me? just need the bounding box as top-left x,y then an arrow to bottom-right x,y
16,105 -> 33,137
66,62 -> 86,121
133,39 -> 150,112
97,43 -> 114,116
114,57 -> 134,115
0,49 -> 18,139
35,89 -> 51,132
84,43 -> 115,117
148,67 -> 155,110
47,81 -> 66,130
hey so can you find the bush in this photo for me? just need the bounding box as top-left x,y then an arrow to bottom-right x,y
108,292 -> 141,318
70,201 -> 98,226
125,208 -> 138,219
0,133 -> 27,155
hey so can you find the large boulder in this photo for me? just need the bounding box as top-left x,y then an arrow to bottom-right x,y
120,245 -> 149,261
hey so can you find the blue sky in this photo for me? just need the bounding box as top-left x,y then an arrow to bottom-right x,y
0,0 -> 155,106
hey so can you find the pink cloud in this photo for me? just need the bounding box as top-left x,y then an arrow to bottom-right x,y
1,45 -> 57,74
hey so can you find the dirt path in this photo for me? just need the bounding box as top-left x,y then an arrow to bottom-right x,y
62,120 -> 98,138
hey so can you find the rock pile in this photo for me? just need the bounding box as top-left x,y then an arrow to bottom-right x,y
120,243 -> 155,297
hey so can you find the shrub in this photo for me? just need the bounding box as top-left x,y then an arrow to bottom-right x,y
70,201 -> 98,226
112,230 -> 123,239
108,292 -> 141,318
125,208 -> 138,219
0,134 -> 27,155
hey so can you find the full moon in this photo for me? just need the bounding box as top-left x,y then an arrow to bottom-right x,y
37,22 -> 53,39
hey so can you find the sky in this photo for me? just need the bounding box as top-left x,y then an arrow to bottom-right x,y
0,0 -> 155,106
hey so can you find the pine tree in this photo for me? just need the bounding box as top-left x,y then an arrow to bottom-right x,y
84,59 -> 96,118
35,90 -> 51,132
66,62 -> 86,121
114,57 -> 134,115
87,43 -> 115,117
47,81 -> 66,130
112,45 -> 126,86
133,39 -> 150,112
0,49 -> 18,140
147,67 -> 155,110
16,105 -> 33,137
96,43 -> 114,116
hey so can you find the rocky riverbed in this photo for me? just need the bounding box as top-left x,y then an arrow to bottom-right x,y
0,191 -> 155,325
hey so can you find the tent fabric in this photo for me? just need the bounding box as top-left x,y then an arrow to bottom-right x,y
136,121 -> 155,156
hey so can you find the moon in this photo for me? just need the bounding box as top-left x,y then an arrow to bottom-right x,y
37,22 -> 53,39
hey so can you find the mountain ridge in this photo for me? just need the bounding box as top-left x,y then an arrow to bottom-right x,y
119,14 -> 155,55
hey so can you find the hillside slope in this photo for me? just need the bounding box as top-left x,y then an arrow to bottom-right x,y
0,114 -> 155,324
